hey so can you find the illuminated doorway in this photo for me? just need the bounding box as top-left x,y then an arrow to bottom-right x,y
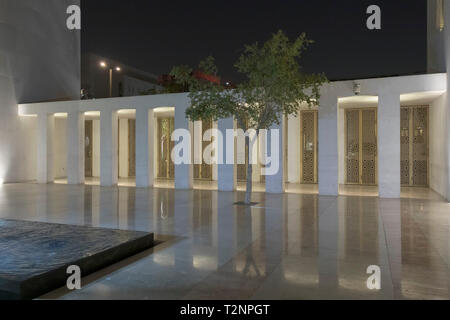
345,108 -> 377,185
300,110 -> 318,184
157,117 -> 175,179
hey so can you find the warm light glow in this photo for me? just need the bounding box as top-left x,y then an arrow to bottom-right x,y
153,107 -> 175,114
100,61 -> 107,68
115,67 -> 121,72
84,111 -> 101,118
118,109 -> 135,115
339,95 -> 378,108
18,114 -> 38,117
54,113 -> 68,118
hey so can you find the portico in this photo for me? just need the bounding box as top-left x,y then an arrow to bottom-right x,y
18,73 -> 449,201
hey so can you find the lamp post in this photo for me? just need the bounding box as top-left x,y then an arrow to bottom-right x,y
100,61 -> 121,97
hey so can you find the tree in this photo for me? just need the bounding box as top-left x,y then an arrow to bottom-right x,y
170,30 -> 327,204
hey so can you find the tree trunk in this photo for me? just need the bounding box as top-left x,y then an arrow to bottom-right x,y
245,135 -> 253,204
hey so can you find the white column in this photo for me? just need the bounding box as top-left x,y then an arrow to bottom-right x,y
378,92 -> 401,198
136,108 -> 155,187
37,113 -> 55,183
218,117 -> 236,191
265,117 -> 285,193
174,102 -> 193,189
318,91 -> 339,196
67,111 -> 85,184
100,109 -> 118,186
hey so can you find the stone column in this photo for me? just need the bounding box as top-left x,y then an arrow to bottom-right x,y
265,117 -> 285,193
378,92 -> 401,198
100,109 -> 118,186
318,90 -> 339,196
37,113 -> 55,183
174,102 -> 193,189
136,108 -> 155,187
218,117 -> 236,191
67,111 -> 85,184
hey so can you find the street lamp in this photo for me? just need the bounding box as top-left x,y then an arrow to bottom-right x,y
100,61 -> 121,97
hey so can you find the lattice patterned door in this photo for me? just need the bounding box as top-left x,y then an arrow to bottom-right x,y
401,107 -> 428,186
300,110 -> 318,184
194,119 -> 213,180
346,110 -> 360,184
157,117 -> 175,179
361,109 -> 377,185
400,108 -> 410,185
345,109 -> 377,185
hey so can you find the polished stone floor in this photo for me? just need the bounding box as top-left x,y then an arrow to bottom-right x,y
0,182 -> 449,300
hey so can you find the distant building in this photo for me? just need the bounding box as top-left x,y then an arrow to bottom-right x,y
158,70 -> 223,91
81,53 -> 162,99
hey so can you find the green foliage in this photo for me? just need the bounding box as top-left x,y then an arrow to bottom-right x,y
170,30 -> 327,131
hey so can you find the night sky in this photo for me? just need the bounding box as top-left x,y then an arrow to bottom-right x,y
81,0 -> 427,82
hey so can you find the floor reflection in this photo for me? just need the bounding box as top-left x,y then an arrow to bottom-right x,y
0,182 -> 448,300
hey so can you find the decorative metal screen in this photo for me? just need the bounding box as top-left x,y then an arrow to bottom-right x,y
194,119 -> 213,180
345,109 -> 377,185
400,108 -> 410,185
85,120 -> 93,177
128,119 -> 136,177
157,117 -> 175,179
300,111 -> 318,183
346,110 -> 360,184
401,107 -> 428,186
361,110 -> 377,185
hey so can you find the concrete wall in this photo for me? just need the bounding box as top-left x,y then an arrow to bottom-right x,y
424,0 -> 450,201
429,93 -> 449,198
445,0 -> 450,202
0,0 -> 80,183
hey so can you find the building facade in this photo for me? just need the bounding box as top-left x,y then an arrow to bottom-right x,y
4,1 -> 450,203
0,0 -> 80,183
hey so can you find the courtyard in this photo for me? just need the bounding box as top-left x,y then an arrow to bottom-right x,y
0,182 -> 448,300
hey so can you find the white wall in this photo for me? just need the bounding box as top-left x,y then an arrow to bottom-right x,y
54,117 -> 67,178
0,0 -> 80,183
429,93 -> 449,199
